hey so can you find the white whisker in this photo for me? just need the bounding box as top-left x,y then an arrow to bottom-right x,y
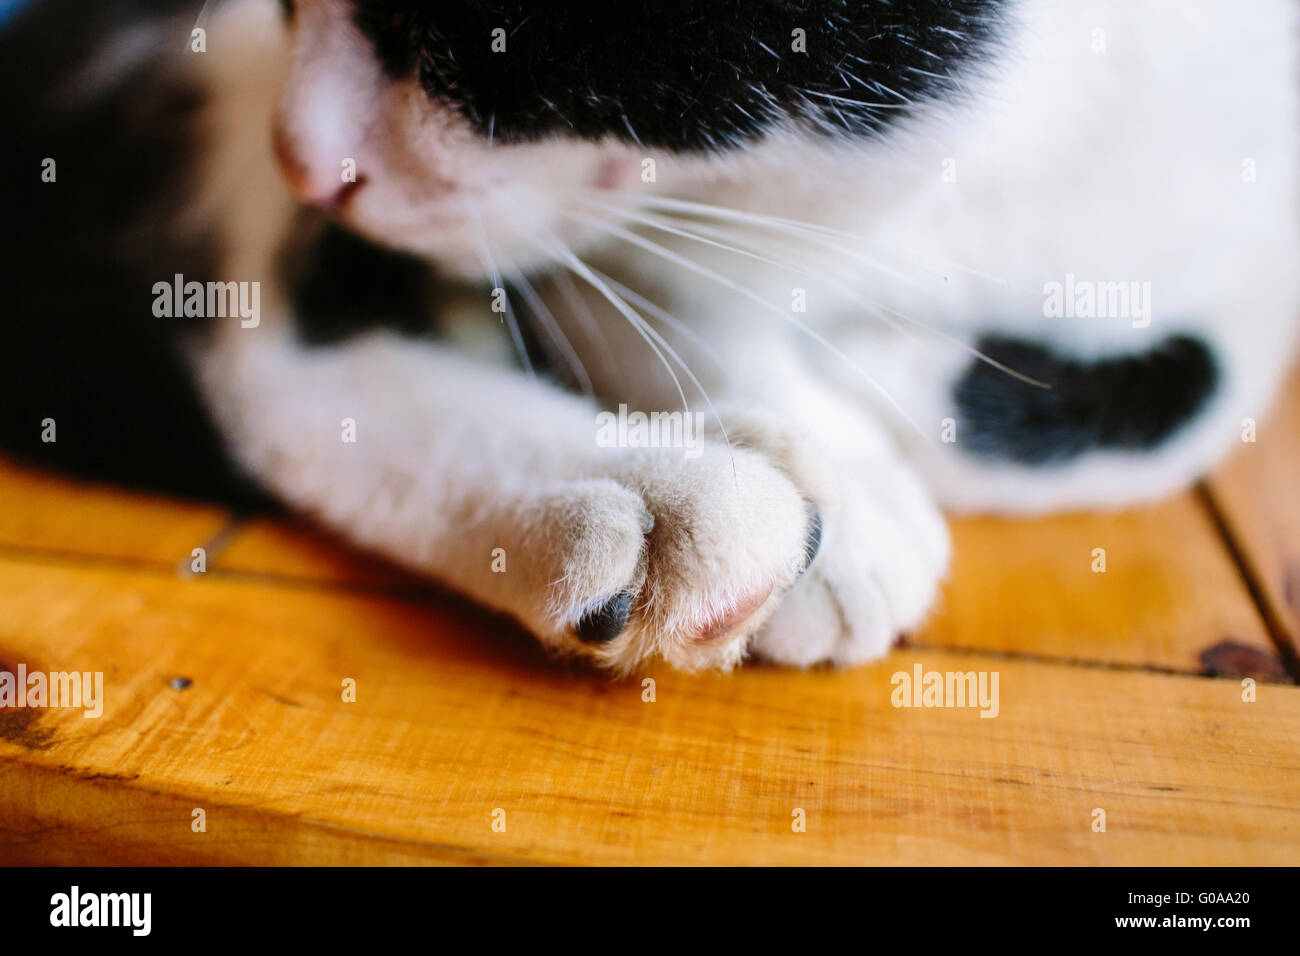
631,210 -> 1049,389
592,274 -> 735,384
584,266 -> 734,451
564,210 -> 932,445
531,230 -> 734,453
470,212 -> 535,381
530,232 -> 692,417
565,197 -> 796,274
495,248 -> 595,397
552,268 -> 621,374
606,191 -> 1018,291
577,192 -> 930,293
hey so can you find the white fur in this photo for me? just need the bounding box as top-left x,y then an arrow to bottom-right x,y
188,0 -> 1297,671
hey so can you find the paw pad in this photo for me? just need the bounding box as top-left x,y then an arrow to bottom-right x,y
801,509 -> 824,575
575,591 -> 635,644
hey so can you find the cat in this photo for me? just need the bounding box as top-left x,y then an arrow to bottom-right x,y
2,0 -> 1296,674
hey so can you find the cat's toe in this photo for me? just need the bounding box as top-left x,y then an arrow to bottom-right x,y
561,442 -> 817,673
752,461 -> 949,668
519,445 -> 836,674
693,583 -> 775,644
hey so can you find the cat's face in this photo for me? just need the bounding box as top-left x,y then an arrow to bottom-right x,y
272,0 -> 1000,275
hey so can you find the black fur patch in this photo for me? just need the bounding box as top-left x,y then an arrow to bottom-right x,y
0,0 -> 270,507
351,0 -> 1006,151
280,218 -> 566,384
284,217 -> 437,346
953,335 -> 1218,465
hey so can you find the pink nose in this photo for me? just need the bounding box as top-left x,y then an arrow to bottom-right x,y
271,123 -> 366,210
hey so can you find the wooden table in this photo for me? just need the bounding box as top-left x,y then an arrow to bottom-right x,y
1,374 -> 1297,865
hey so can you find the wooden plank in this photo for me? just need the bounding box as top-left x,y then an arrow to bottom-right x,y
1206,366 -> 1300,670
918,491 -> 1283,679
1,556 -> 1295,865
210,475 -> 1278,677
0,458 -> 228,567
209,517 -> 419,591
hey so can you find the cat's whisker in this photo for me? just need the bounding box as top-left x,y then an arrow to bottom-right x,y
600,191 -> 1018,290
583,264 -> 735,452
568,193 -> 927,295
530,232 -> 692,418
800,88 -> 909,110
592,274 -> 736,385
532,230 -> 735,455
557,188 -> 1048,388
582,190 -> 944,290
631,211 -> 1049,389
576,190 -> 1048,385
563,210 -> 932,447
869,304 -> 1051,389
566,196 -> 799,274
494,248 -> 595,397
552,269 -> 621,375
470,212 -> 536,380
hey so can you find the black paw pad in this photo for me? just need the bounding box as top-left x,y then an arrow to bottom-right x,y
575,591 -> 635,644
800,509 -> 824,576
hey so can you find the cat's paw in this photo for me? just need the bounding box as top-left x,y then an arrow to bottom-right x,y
512,407 -> 945,674
750,457 -> 950,667
532,441 -> 820,674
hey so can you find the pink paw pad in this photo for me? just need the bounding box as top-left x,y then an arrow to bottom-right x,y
694,585 -> 774,644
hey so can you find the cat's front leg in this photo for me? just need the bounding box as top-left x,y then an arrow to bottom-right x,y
195,324 -> 821,673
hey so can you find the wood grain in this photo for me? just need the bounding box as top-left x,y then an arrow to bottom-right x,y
206,481 -> 1282,678
209,517 -> 420,591
1,556 -> 1295,865
920,492 -> 1282,678
2,363 -> 1296,867
0,459 -> 228,567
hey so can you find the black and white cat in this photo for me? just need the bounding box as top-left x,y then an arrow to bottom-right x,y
3,0 -> 1296,673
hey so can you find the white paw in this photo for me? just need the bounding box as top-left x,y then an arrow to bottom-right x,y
526,437 -> 819,674
751,454 -> 950,668
512,406 -> 947,675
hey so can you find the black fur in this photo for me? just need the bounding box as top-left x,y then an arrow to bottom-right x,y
352,0 -> 1006,151
953,335 -> 1219,464
282,220 -> 564,382
284,217 -> 437,346
282,223 -> 575,384
0,0 -> 269,506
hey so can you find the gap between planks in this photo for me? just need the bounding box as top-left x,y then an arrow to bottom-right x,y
1196,481 -> 1300,682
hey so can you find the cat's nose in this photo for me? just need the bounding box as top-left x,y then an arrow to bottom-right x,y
271,122 -> 366,210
